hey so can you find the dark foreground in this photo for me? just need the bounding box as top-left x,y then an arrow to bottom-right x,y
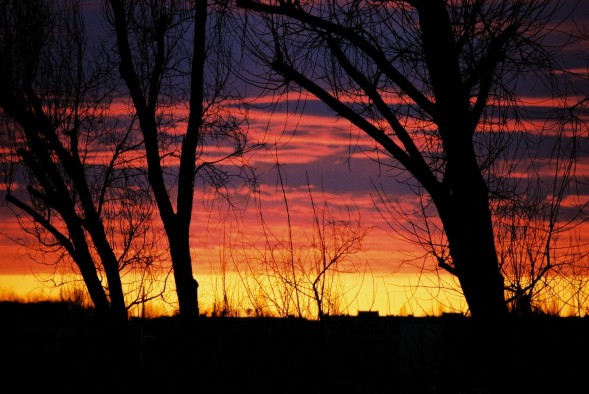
1,301 -> 588,394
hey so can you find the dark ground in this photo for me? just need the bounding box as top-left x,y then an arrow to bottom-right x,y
1,301 -> 588,394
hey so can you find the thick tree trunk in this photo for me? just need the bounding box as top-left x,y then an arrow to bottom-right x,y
435,161 -> 508,319
442,210 -> 508,319
168,228 -> 199,320
418,1 -> 508,319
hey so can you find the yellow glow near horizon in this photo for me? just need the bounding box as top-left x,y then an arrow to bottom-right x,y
3,269 -> 588,318
0,274 -> 61,302
0,271 -> 470,318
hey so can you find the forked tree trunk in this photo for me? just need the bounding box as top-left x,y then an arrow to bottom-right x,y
108,0 -> 205,321
88,227 -> 128,321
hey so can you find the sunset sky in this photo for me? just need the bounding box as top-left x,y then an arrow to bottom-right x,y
0,0 -> 588,317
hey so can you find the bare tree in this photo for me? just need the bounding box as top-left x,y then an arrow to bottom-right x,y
236,0 -> 587,319
0,0 -> 166,321
105,0 -> 258,319
226,163 -> 370,320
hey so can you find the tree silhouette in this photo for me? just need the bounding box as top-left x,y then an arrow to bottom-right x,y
106,0 -> 258,320
0,0 -> 166,321
236,167 -> 370,319
236,0 -> 587,318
